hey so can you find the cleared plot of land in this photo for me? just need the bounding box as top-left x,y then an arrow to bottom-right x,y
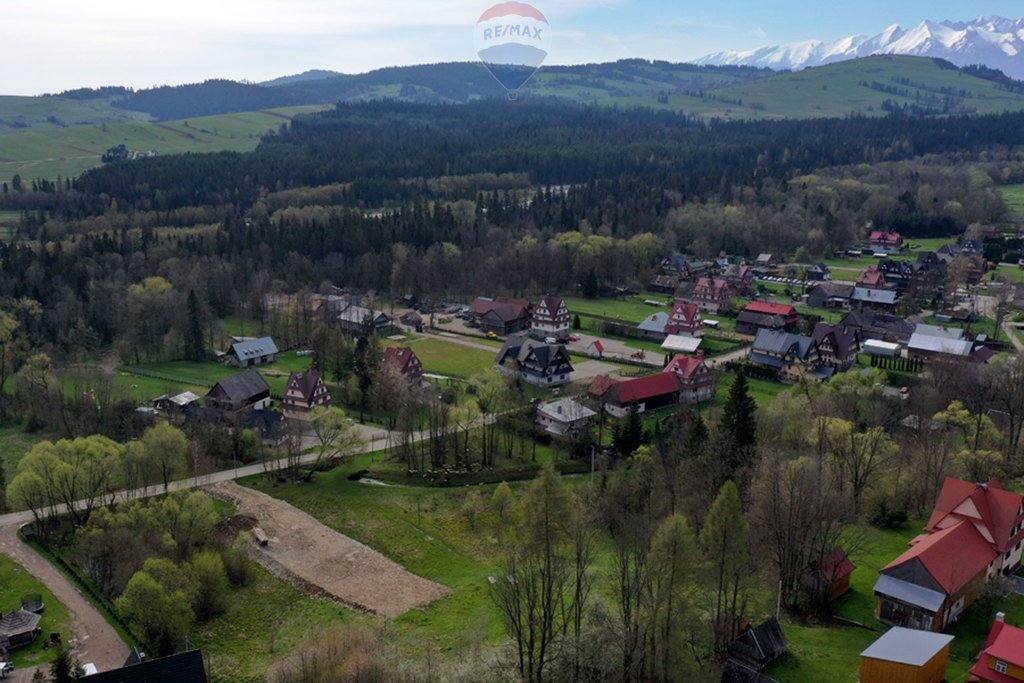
1000,183 -> 1024,221
0,105 -> 329,184
207,481 -> 450,618
398,337 -> 497,378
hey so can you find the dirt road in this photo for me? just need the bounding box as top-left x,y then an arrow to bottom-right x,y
206,482 -> 449,617
0,526 -> 128,674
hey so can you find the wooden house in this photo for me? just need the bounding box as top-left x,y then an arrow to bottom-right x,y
812,323 -> 861,371
859,627 -> 953,683
676,277 -> 734,313
664,355 -> 714,404
531,296 -> 570,340
495,336 -> 573,387
748,330 -> 819,382
205,369 -> 272,418
736,302 -> 799,336
807,282 -> 854,309
665,301 -> 705,338
282,370 -> 332,420
382,347 -> 425,382
800,547 -> 856,606
868,230 -> 904,254
0,610 -> 41,652
969,614 -> 1024,682
726,617 -> 788,675
471,297 -> 531,336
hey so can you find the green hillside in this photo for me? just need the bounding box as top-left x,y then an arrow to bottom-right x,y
0,95 -> 150,132
0,105 -> 329,184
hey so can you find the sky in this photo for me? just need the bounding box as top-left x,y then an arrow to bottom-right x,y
4,0 -> 1022,95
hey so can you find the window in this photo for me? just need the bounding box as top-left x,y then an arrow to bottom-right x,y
996,660 -> 1008,674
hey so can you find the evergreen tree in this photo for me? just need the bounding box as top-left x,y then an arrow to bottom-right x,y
49,647 -> 84,683
685,413 -> 708,457
572,313 -> 581,330
0,459 -> 7,512
720,371 -> 758,477
353,333 -> 382,420
613,402 -> 644,457
184,290 -> 204,361
582,268 -> 599,299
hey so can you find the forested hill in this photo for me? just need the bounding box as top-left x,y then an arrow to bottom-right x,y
68,98 -> 1024,214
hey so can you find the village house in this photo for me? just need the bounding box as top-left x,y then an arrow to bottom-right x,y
748,329 -> 820,382
806,282 -> 855,309
868,230 -> 904,253
204,369 -> 272,418
969,614 -> 1024,682
154,391 -> 201,418
319,295 -> 391,335
227,336 -> 278,367
590,372 -> 683,418
637,312 -> 670,341
675,276 -> 734,313
873,477 -> 1024,632
851,286 -> 899,311
839,310 -> 915,345
754,253 -> 776,269
800,548 -> 856,606
536,398 -> 596,437
805,263 -> 831,281
663,354 -> 714,404
281,369 -> 333,420
736,301 -> 800,336
495,336 -> 573,386
858,266 -> 888,290
859,627 -> 953,683
531,295 -> 571,340
382,346 -> 425,381
649,255 -> 707,294
723,617 -> 788,680
471,297 -> 531,336
665,301 -> 705,337
722,263 -> 756,295
812,322 -> 861,370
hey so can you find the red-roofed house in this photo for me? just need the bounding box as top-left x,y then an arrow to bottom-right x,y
665,302 -> 705,338
676,277 -> 734,313
382,347 -> 424,382
587,340 -> 605,359
869,231 -> 904,253
531,296 -> 570,340
663,355 -> 714,404
969,614 -> 1024,682
801,548 -> 857,605
858,266 -> 888,290
873,477 -> 1024,633
736,301 -> 800,335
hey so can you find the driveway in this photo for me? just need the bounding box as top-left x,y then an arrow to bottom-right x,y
567,333 -> 664,366
1012,574 -> 1024,596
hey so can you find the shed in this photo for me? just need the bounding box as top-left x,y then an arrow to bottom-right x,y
227,337 -> 279,367
860,627 -> 953,683
727,617 -> 788,673
0,610 -> 41,650
864,340 -> 901,358
661,335 -> 703,354
587,340 -> 605,359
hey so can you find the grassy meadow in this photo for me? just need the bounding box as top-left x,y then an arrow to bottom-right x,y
0,554 -> 73,669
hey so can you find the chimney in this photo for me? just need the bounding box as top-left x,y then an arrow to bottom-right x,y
996,612 -> 1005,623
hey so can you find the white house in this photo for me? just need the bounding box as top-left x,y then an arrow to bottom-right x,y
531,296 -> 571,339
536,398 -> 597,436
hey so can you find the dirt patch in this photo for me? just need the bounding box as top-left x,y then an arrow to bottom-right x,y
205,481 -> 450,618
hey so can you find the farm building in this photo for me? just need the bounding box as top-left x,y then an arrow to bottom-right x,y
864,340 -> 901,358
859,627 -> 953,683
637,312 -> 670,341
725,617 -> 788,676
282,369 -> 333,420
800,547 -> 855,606
227,336 -> 278,367
205,369 -> 272,418
969,613 -> 1024,682
471,297 -> 531,336
587,340 -> 605,359
806,282 -> 854,309
661,335 -> 703,355
84,649 -> 208,683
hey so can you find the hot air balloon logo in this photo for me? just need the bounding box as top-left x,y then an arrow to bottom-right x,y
474,2 -> 551,100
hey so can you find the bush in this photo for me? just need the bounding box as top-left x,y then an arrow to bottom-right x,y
223,532 -> 254,587
868,497 -> 907,529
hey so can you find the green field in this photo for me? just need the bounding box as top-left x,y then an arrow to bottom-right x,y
564,295 -> 671,324
0,106 -> 329,184
0,95 -> 150,132
0,554 -> 72,669
401,337 -> 497,379
0,426 -> 59,483
999,184 -> 1024,221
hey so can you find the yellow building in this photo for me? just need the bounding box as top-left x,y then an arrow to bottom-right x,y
860,627 -> 953,683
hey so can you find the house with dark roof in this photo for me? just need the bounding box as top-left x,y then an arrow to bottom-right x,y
676,277 -> 734,313
806,263 -> 831,282
860,627 -> 953,683
320,296 -> 391,335
495,336 -> 573,387
83,649 -> 208,683
736,302 -> 800,336
471,297 -> 531,336
839,310 -> 915,345
227,336 -> 278,367
382,347 -> 424,382
806,282 -> 854,309
531,296 -> 571,340
723,264 -> 757,294
874,477 -> 1024,632
748,329 -> 819,382
0,610 -> 41,652
637,312 -> 670,341
726,617 -> 788,675
665,301 -> 705,338
205,369 -> 272,418
282,369 -> 332,420
812,323 -> 861,371
969,613 -> 1024,682
649,255 -> 707,294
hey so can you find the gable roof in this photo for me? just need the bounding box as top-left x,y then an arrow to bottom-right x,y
752,329 -> 816,360
661,335 -> 703,354
744,301 -> 797,317
980,619 -> 1024,668
914,323 -> 966,341
535,295 -> 566,316
471,297 -> 529,323
852,287 -> 898,305
382,347 -> 420,375
812,323 -> 859,360
0,609 -> 41,639
538,398 -> 596,423
664,354 -> 709,380
860,627 -> 953,667
670,301 -> 702,325
925,477 -> 1024,553
287,369 -> 322,399
607,373 -> 681,405
809,282 -> 854,299
858,268 -> 887,287
84,649 -> 208,683
873,574 -> 947,612
638,312 -> 669,334
496,335 -> 571,372
908,333 -> 974,357
728,617 -> 788,670
230,336 -> 278,359
209,369 -> 270,403
816,547 -> 856,582
882,520 -> 996,595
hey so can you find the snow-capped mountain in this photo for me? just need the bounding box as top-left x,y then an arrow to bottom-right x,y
696,16 -> 1024,79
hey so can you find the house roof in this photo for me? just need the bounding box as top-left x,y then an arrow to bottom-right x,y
737,311 -> 787,330
873,574 -> 947,612
858,268 -> 887,287
607,373 -> 681,405
840,310 -> 914,341
925,477 -> 1024,554
209,369 -> 270,403
869,230 -> 902,243
882,520 -> 997,594
985,619 -> 1024,667
670,301 -> 702,325
812,323 -> 859,360
810,282 -> 854,299
535,295 -> 566,317
661,335 -> 703,354
744,301 -> 797,317
230,336 -> 278,359
588,374 -> 620,398
664,354 -> 709,380
0,609 -> 41,638
915,323 -> 966,341
287,370 -> 322,400
538,398 -> 596,423
166,391 -> 200,407
752,329 -> 816,360
908,333 -> 973,357
589,340 -> 604,353
852,287 -> 898,305
471,297 -> 529,323
382,347 -> 420,375
728,617 -> 788,669
817,547 -> 856,582
496,335 -> 572,373
84,649 -> 208,683
638,312 -> 669,334
337,303 -> 388,327
860,627 -> 953,667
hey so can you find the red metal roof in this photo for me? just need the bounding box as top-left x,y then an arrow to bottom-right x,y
969,619 -> 1024,682
591,340 -> 604,353
588,374 -> 620,398
818,548 -> 856,582
744,301 -> 798,317
664,355 -> 707,380
925,477 -> 1024,554
883,521 -> 997,595
609,373 -> 681,404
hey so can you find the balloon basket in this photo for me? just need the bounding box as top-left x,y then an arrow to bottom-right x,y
506,90 -> 519,102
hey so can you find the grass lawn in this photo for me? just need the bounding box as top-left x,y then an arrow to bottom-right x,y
0,425 -> 59,481
999,183 -> 1024,221
987,263 -> 1024,284
195,564 -> 367,683
712,373 -> 792,409
563,295 -> 670,324
400,338 -> 496,379
125,352 -> 315,398
0,554 -> 72,669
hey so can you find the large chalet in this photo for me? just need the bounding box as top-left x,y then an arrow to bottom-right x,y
281,369 -> 332,420
874,477 -> 1024,632
382,346 -> 425,381
664,301 -> 705,338
531,296 -> 571,340
675,277 -> 733,313
496,336 -> 574,387
589,355 -> 712,417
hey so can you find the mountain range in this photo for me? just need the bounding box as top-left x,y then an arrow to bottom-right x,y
697,16 -> 1024,79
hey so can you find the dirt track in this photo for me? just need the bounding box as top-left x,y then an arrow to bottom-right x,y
206,482 -> 450,618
